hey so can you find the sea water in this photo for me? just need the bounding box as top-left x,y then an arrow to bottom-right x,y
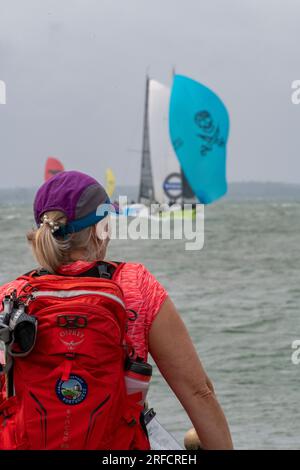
0,201 -> 300,449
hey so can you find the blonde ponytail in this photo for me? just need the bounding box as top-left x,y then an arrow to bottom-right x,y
27,211 -> 109,273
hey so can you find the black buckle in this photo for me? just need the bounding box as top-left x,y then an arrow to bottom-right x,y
57,315 -> 88,329
143,408 -> 156,426
97,264 -> 111,279
100,271 -> 111,279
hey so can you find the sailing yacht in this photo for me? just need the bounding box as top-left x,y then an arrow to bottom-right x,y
44,157 -> 64,181
105,168 -> 116,198
125,77 -> 196,219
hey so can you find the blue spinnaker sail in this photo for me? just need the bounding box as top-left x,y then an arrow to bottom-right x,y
169,75 -> 230,204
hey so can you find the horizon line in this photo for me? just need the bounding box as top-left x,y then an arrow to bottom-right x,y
0,181 -> 300,190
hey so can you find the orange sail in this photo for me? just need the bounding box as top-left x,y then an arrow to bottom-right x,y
44,157 -> 64,181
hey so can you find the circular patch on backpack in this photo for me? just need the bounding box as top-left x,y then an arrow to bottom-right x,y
55,374 -> 88,405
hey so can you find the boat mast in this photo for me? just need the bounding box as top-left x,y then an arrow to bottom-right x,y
138,75 -> 154,203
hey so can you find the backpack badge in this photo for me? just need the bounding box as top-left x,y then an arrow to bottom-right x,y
56,374 -> 88,405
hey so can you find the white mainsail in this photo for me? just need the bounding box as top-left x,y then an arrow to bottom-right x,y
148,80 -> 182,204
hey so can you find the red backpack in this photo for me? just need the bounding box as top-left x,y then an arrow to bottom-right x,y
0,262 -> 150,450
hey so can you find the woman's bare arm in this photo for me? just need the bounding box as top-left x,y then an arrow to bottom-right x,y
149,297 -> 233,450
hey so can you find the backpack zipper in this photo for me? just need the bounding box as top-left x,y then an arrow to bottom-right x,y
31,290 -> 126,309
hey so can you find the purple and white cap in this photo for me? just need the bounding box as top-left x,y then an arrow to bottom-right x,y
34,171 -> 111,236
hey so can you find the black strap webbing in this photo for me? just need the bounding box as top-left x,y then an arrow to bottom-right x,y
25,261 -> 121,280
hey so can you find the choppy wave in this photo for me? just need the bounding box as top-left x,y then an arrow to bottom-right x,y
0,201 -> 299,449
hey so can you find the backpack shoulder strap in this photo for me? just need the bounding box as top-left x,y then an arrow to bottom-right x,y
21,261 -> 125,281
82,261 -> 124,280
21,268 -> 50,278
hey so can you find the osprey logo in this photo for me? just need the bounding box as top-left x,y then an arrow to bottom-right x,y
0,80 -> 6,104
59,330 -> 85,351
57,314 -> 87,351
194,110 -> 224,156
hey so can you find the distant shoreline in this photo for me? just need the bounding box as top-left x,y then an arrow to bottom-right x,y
1,182 -> 300,204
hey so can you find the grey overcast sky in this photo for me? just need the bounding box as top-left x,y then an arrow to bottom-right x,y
0,0 -> 299,187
